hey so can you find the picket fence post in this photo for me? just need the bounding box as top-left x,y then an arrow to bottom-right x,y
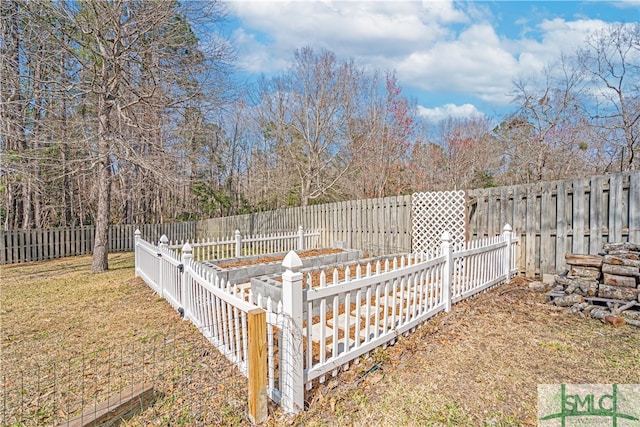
235,229 -> 242,258
181,242 -> 192,320
134,229 -> 141,277
158,235 -> 168,298
281,250 -> 304,414
441,231 -> 453,312
502,224 -> 513,282
297,225 -> 304,251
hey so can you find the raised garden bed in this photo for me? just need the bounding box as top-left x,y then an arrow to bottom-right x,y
250,253 -> 409,305
201,248 -> 362,285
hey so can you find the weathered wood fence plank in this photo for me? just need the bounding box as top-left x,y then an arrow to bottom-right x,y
1,222 -> 196,265
4,172 -> 639,276
195,194 -> 414,257
469,171 -> 640,277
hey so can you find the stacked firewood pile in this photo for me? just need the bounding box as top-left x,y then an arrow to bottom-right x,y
549,242 -> 640,327
555,253 -> 601,297
600,242 -> 640,301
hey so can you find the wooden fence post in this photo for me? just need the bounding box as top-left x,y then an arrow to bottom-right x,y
235,229 -> 242,258
502,224 -> 513,282
297,225 -> 304,251
180,243 -> 192,320
247,308 -> 268,424
281,250 -> 304,414
441,231 -> 453,312
134,229 -> 141,277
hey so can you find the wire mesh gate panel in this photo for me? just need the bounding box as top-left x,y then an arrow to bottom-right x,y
412,191 -> 467,253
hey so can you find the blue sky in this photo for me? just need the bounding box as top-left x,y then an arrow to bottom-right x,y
222,1 -> 639,122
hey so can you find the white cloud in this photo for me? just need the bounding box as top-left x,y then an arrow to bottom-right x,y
397,24 -> 518,105
512,18 -> 609,66
225,1 -> 624,109
229,0 -> 453,60
417,103 -> 483,122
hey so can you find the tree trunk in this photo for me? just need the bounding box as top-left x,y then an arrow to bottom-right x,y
91,92 -> 112,273
92,158 -> 111,272
21,179 -> 32,229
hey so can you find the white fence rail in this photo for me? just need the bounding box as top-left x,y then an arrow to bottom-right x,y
168,226 -> 321,261
303,252 -> 448,385
452,226 -> 517,304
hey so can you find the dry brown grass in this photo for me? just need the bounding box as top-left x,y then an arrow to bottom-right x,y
1,253 -> 248,426
2,253 -> 176,368
2,255 -> 639,426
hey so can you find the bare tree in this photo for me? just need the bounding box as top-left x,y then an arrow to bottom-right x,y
348,71 -> 417,198
498,55 -> 591,184
1,0 -> 233,271
256,47 -> 364,206
436,116 -> 500,189
1,1 -> 27,229
578,23 -> 640,170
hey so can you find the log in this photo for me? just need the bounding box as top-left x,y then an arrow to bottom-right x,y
555,276 -> 599,288
603,255 -> 640,268
582,305 -> 597,316
604,316 -> 626,327
598,284 -> 640,301
554,276 -> 598,296
553,294 -> 584,307
602,263 -> 640,278
624,318 -> 640,328
603,242 -> 640,252
564,253 -> 603,267
605,250 -> 640,259
603,273 -> 638,288
590,307 -> 608,319
621,308 -> 640,320
607,300 -> 637,315
529,281 -> 551,292
569,266 -> 601,280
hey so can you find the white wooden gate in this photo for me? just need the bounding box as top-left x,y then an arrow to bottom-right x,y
412,190 -> 467,253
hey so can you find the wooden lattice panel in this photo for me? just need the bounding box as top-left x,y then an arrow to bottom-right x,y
412,191 -> 467,253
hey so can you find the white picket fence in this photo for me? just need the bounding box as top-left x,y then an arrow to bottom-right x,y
167,226 -> 321,261
134,224 -> 518,416
135,230 -> 259,376
238,224 -> 518,413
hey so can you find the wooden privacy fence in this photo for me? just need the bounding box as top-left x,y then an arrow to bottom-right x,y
5,171 -> 639,277
167,226 -> 321,261
0,222 -> 196,265
196,195 -> 413,256
468,171 -> 640,277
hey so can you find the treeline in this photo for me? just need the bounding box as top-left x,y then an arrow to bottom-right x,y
1,1 -> 639,270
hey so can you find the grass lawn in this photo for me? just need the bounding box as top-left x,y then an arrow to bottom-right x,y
2,253 -> 639,426
1,253 -> 247,426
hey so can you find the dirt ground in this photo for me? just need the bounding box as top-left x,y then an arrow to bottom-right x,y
2,254 -> 639,426
215,248 -> 344,269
